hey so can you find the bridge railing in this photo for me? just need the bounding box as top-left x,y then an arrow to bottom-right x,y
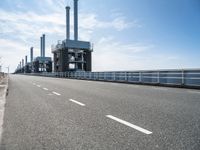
27,69 -> 200,88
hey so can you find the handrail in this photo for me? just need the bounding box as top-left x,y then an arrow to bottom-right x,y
21,69 -> 200,88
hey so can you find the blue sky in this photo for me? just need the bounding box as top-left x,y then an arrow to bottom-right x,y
0,0 -> 199,72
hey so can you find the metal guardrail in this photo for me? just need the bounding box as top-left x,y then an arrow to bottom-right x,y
25,69 -> 200,88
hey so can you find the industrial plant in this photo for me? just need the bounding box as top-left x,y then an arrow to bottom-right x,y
15,0 -> 93,74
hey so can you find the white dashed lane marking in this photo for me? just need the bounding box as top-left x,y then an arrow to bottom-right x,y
106,115 -> 152,135
69,99 -> 85,106
52,91 -> 61,96
43,88 -> 48,91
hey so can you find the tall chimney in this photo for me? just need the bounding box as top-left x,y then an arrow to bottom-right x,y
22,59 -> 24,67
74,0 -> 78,41
42,34 -> 45,57
30,47 -> 33,63
20,62 -> 21,69
25,55 -> 27,65
66,6 -> 70,40
40,36 -> 43,57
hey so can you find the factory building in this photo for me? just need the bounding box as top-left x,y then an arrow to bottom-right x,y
15,0 -> 92,74
24,47 -> 34,73
52,0 -> 93,72
15,35 -> 52,73
32,34 -> 52,73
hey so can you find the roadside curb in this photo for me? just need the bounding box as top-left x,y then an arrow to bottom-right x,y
0,75 -> 9,144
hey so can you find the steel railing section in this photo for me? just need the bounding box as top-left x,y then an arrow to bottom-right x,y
24,69 -> 200,88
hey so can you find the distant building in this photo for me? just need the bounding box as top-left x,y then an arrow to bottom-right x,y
52,0 -> 93,72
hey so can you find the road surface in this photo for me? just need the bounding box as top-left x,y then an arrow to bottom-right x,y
1,75 -> 200,150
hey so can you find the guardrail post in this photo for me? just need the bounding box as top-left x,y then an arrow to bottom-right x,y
84,72 -> 86,79
125,72 -> 128,82
90,72 -> 92,80
113,72 -> 116,81
97,72 -> 99,80
139,72 -> 142,83
157,71 -> 160,84
182,70 -> 184,85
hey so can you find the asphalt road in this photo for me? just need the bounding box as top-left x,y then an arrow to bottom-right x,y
1,74 -> 200,150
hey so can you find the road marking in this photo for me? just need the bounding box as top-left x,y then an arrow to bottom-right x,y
52,91 -> 61,96
106,115 -> 152,135
43,88 -> 48,91
127,85 -> 141,88
187,90 -> 200,94
112,83 -> 119,86
69,99 -> 85,106
152,87 -> 168,91
97,82 -> 104,84
37,85 -> 41,87
32,83 -> 36,85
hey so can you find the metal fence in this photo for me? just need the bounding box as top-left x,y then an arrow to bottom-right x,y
25,69 -> 200,88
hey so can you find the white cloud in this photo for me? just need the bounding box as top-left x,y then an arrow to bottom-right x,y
79,13 -> 140,31
92,36 -> 186,71
0,39 -> 28,72
0,7 -> 137,41
0,2 -> 142,72
93,36 -> 154,71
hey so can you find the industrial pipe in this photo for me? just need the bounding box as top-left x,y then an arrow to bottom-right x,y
40,36 -> 43,57
25,55 -> 27,65
66,6 -> 70,40
30,47 -> 33,63
22,59 -> 24,67
42,34 -> 45,57
74,0 -> 78,41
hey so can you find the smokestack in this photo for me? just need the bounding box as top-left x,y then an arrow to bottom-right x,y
20,62 -> 21,69
22,59 -> 24,67
74,0 -> 78,41
30,47 -> 33,63
66,6 -> 70,40
25,55 -> 27,65
42,34 -> 45,57
40,36 -> 43,57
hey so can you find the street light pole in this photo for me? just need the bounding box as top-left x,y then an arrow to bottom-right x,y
6,66 -> 9,76
0,57 -> 1,72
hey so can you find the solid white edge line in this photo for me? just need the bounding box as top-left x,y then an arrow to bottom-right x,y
69,99 -> 85,106
187,90 -> 200,94
43,88 -> 48,91
52,92 -> 61,96
37,85 -> 41,87
106,115 -> 152,135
